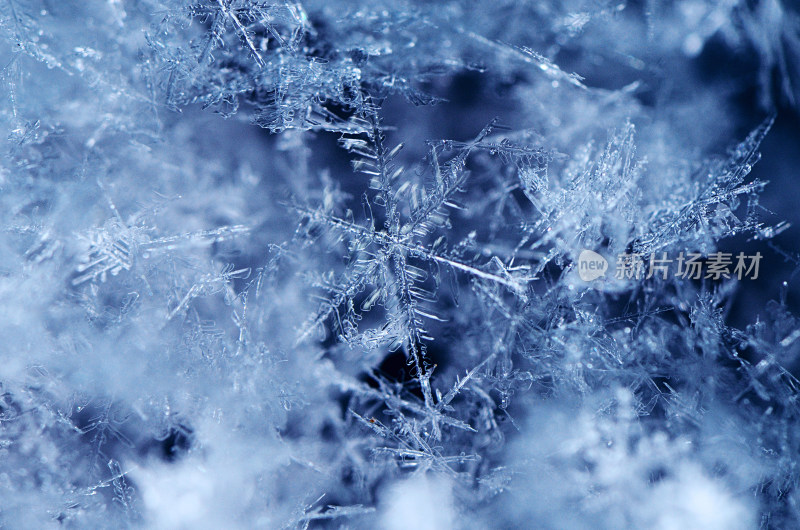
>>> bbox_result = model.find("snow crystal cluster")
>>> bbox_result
[1,1,800,528]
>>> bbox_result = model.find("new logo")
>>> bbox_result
[577,249,608,281]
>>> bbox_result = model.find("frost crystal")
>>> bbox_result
[1,1,799,528]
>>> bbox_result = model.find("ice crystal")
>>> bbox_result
[1,1,799,529]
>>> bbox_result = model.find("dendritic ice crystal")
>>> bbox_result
[1,1,800,529]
